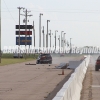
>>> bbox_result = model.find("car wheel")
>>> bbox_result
[49,61,52,64]
[37,60,41,64]
[95,66,99,71]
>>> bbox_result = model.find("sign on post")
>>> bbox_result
[16,31,32,35]
[16,37,32,45]
[16,25,33,29]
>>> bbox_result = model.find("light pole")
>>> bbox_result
[33,21,35,52]
[17,7,25,58]
[46,20,50,49]
[70,38,72,54]
[55,30,58,51]
[61,31,64,48]
[39,13,43,49]
[65,39,67,47]
[58,35,60,53]
[49,30,51,48]
[63,33,66,52]
[42,26,45,51]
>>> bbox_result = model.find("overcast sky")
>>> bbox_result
[1,0,100,49]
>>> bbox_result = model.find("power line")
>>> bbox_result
[2,7,100,13]
[2,10,100,13]
[2,17,100,22]
[2,7,100,11]
[3,0,17,24]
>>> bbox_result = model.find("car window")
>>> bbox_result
[47,55,51,57]
[40,54,51,57]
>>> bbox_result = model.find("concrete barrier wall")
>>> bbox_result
[53,55,90,100]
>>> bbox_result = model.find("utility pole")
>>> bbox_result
[29,28,30,56]
[46,20,50,49]
[21,9,32,59]
[25,9,27,59]
[39,13,43,50]
[17,7,25,58]
[55,30,58,51]
[0,0,1,63]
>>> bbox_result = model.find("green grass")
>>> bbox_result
[1,53,38,58]
[0,58,35,66]
[0,53,39,66]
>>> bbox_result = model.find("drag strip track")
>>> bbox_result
[91,55,100,85]
[0,56,82,100]
[89,55,100,100]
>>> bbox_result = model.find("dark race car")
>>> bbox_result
[36,53,52,64]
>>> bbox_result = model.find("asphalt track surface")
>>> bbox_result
[0,56,83,100]
[81,55,100,100]
[90,55,100,100]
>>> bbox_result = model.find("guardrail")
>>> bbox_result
[53,55,90,100]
